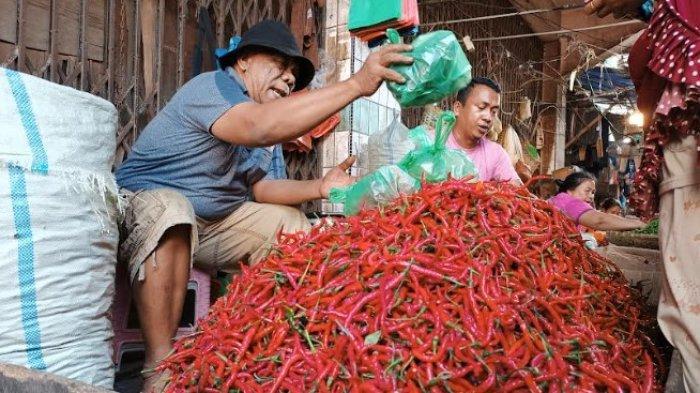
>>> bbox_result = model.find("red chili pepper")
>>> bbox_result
[159,180,660,392]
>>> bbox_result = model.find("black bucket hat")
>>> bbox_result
[217,20,315,91]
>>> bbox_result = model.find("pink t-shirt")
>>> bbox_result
[446,134,519,182]
[548,192,593,225]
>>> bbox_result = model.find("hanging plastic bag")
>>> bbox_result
[368,113,414,172]
[348,0,402,31]
[330,111,477,216]
[398,111,479,183]
[329,123,430,216]
[330,165,420,216]
[386,29,472,107]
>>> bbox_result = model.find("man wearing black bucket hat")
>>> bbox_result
[115,20,412,391]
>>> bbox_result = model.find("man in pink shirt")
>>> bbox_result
[446,77,521,184]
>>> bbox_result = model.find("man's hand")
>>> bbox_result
[349,44,413,97]
[319,156,357,198]
[584,0,645,18]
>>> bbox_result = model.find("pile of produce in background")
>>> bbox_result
[160,179,660,392]
[608,219,661,250]
[634,219,659,235]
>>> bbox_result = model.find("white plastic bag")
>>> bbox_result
[368,113,414,172]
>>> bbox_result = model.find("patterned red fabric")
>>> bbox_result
[628,0,700,220]
[646,0,700,87]
[630,89,700,220]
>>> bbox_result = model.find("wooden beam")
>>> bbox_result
[140,0,156,100]
[566,114,601,149]
[586,30,643,69]
[79,0,88,90]
[107,0,116,101]
[569,108,576,141]
[540,40,562,174]
[48,0,58,82]
[509,0,563,42]
[156,0,165,108]
[16,0,25,72]
[176,0,186,88]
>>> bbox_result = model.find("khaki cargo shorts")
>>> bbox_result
[118,188,311,284]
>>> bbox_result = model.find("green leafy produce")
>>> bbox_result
[635,219,659,235]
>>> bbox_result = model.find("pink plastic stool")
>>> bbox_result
[112,263,211,366]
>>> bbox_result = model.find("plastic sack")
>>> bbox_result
[331,111,476,216]
[0,68,118,388]
[399,111,479,183]
[386,29,472,107]
[330,165,420,216]
[368,114,414,172]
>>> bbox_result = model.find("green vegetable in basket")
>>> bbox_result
[634,219,659,235]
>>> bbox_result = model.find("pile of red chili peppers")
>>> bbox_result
[160,180,659,392]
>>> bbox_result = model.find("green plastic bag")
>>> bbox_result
[330,111,477,216]
[398,111,479,183]
[386,29,472,107]
[348,0,402,31]
[329,165,420,216]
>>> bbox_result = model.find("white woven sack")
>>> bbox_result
[0,68,118,388]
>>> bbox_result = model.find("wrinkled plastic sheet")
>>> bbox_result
[387,29,472,107]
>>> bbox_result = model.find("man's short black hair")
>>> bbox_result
[456,77,502,103]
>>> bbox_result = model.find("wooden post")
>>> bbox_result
[155,0,165,109]
[107,0,116,102]
[140,0,157,100]
[48,0,58,83]
[566,115,602,149]
[78,0,88,90]
[16,0,25,72]
[540,41,559,174]
[539,36,568,174]
[133,0,141,144]
[176,0,186,88]
[554,64,567,170]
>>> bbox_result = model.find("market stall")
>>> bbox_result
[2,0,691,392]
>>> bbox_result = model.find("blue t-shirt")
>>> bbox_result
[116,70,287,220]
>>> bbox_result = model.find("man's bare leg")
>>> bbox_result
[133,225,191,392]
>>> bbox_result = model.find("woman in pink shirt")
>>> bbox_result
[548,172,645,231]
[448,78,521,184]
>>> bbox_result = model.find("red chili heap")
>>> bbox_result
[160,180,659,393]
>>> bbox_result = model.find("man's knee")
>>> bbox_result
[160,224,193,251]
[120,188,198,283]
[266,204,311,233]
